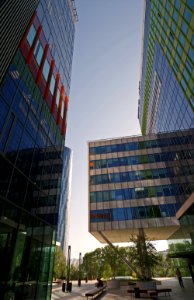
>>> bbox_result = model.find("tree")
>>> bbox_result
[53,246,66,280]
[168,240,194,276]
[102,263,112,280]
[152,253,174,277]
[101,246,120,279]
[128,234,160,280]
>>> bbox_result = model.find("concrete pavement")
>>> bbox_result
[51,278,194,300]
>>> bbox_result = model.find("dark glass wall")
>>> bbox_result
[57,147,72,256]
[0,0,76,298]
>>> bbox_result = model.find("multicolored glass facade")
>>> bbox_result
[0,1,76,299]
[88,130,194,243]
[139,0,194,134]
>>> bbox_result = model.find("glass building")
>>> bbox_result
[88,130,194,243]
[57,147,72,257]
[138,0,194,134]
[0,0,77,299]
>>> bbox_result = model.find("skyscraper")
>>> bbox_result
[57,147,73,257]
[138,0,194,134]
[0,0,77,299]
[88,130,194,244]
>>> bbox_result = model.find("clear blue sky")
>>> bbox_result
[66,0,167,258]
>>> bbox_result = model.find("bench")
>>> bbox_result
[155,288,172,297]
[85,286,106,300]
[128,288,172,298]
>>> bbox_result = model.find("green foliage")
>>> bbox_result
[102,263,112,280]
[53,246,66,280]
[168,240,194,276]
[82,246,133,280]
[152,253,174,277]
[81,240,193,280]
[69,263,79,280]
[128,234,160,280]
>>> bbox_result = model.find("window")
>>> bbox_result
[181,20,188,35]
[179,33,185,47]
[169,31,174,42]
[166,1,171,11]
[173,10,179,22]
[27,25,36,46]
[34,40,43,65]
[186,58,193,73]
[61,101,64,118]
[164,12,169,22]
[0,97,9,131]
[188,47,194,64]
[50,75,55,95]
[177,45,183,56]
[43,59,50,81]
[174,0,181,10]
[181,78,187,91]
[184,7,192,23]
[171,22,176,33]
[186,0,194,9]
[175,54,180,66]
[90,192,95,203]
[183,69,190,82]
[192,34,194,48]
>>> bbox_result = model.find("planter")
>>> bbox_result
[136,280,156,290]
[107,279,120,289]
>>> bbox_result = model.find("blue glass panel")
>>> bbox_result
[184,7,192,23]
[192,34,194,48]
[126,208,132,220]
[188,47,194,64]
[181,20,188,35]
[171,22,176,33]
[1,76,17,104]
[160,205,169,217]
[50,75,55,95]
[90,192,95,203]
[181,78,187,91]
[186,0,194,8]
[0,113,15,150]
[183,69,190,82]
[166,1,171,11]
[43,59,50,81]
[60,99,64,119]
[173,10,179,22]
[7,121,23,152]
[177,45,183,56]
[96,191,102,202]
[0,97,9,131]
[115,189,123,200]
[174,0,181,10]
[56,89,60,107]
[175,54,180,66]
[27,25,36,46]
[138,207,147,218]
[179,33,185,47]
[186,58,193,73]
[167,204,175,216]
[34,40,43,65]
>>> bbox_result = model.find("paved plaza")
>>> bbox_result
[51,277,194,300]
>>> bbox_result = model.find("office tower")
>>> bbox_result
[0,0,39,83]
[88,130,194,243]
[57,147,72,257]
[138,0,194,134]
[0,0,77,299]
